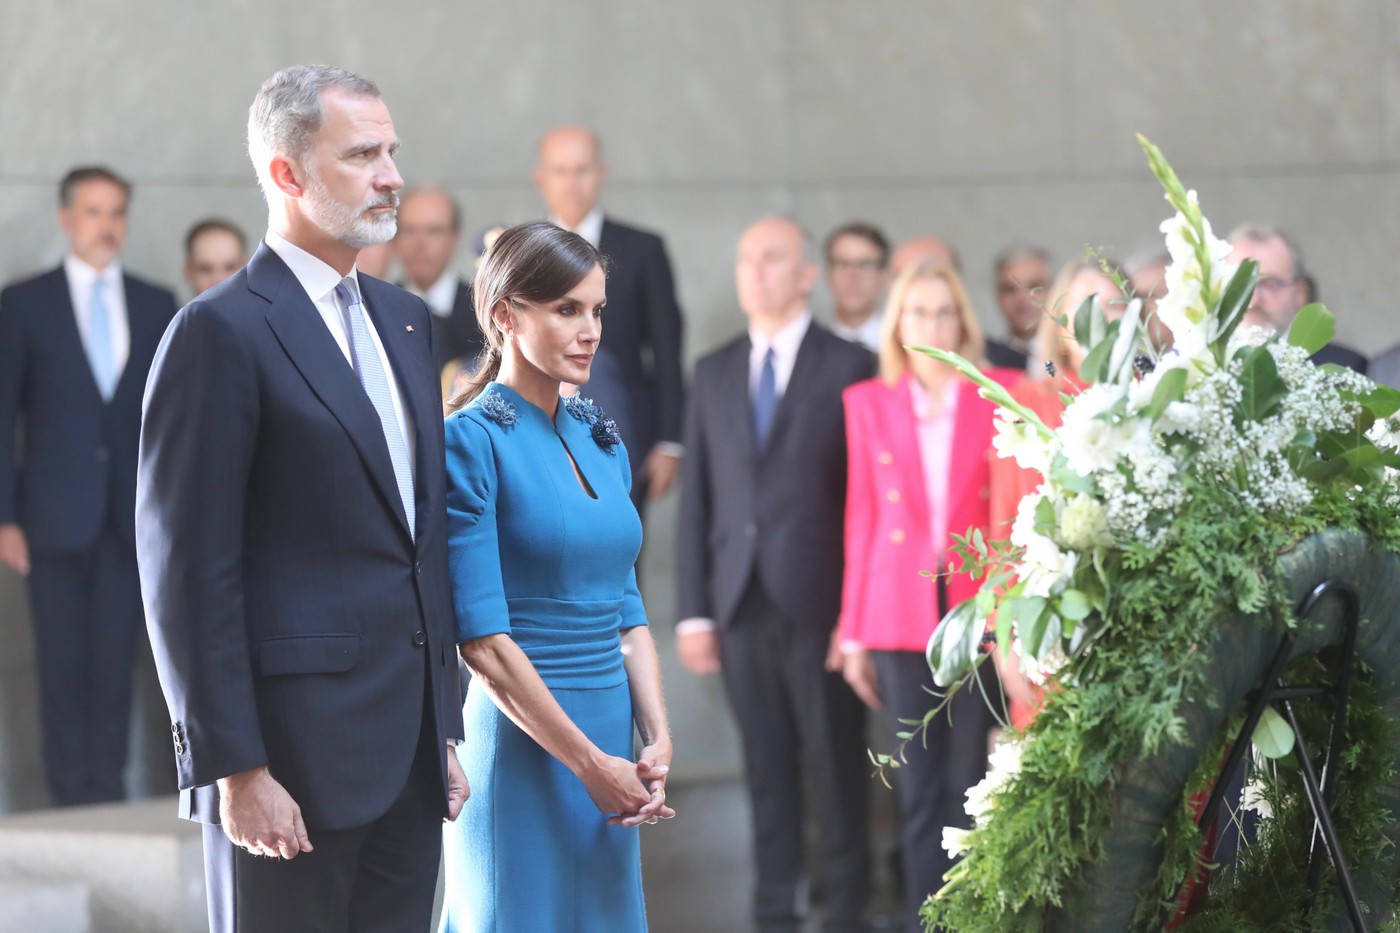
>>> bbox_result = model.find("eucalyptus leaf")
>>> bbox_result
[1072,295,1104,351]
[1252,705,1296,759]
[1145,367,1189,421]
[1286,303,1335,356]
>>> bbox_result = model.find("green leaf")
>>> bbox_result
[1034,495,1057,534]
[927,601,982,687]
[1355,384,1400,420]
[1286,303,1335,356]
[1077,319,1120,385]
[1071,295,1104,351]
[1051,460,1096,494]
[908,345,1053,437]
[1215,259,1259,347]
[1252,705,1295,759]
[1237,346,1288,421]
[1145,367,1189,421]
[1058,589,1093,622]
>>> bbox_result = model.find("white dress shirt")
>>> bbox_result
[407,267,460,320]
[550,206,605,248]
[65,255,130,383]
[264,230,416,472]
[831,314,882,352]
[677,310,813,636]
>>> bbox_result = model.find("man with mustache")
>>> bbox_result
[0,166,177,807]
[137,65,467,932]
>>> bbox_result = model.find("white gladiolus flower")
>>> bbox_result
[992,409,1053,474]
[1059,389,1135,476]
[941,826,972,859]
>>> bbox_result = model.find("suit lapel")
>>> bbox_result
[946,380,992,514]
[720,338,755,464]
[42,269,102,400]
[250,245,413,542]
[115,277,160,401]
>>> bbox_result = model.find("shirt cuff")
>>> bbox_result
[675,617,716,635]
[652,441,684,459]
[839,639,866,655]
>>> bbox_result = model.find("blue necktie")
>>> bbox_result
[335,278,416,538]
[753,347,778,452]
[87,279,118,400]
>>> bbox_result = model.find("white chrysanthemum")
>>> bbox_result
[1369,416,1400,452]
[1010,491,1073,596]
[965,739,1024,822]
[1241,779,1273,820]
[1058,384,1134,476]
[941,826,972,859]
[1059,494,1112,551]
[992,409,1053,474]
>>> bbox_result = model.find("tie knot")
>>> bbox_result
[334,277,360,307]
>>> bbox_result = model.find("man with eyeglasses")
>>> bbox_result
[823,222,891,351]
[1228,222,1367,373]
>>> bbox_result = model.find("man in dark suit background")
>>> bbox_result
[395,187,484,377]
[137,65,467,932]
[986,244,1051,371]
[1228,222,1368,373]
[534,125,685,509]
[0,166,177,807]
[676,217,874,933]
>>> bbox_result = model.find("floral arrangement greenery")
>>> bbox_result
[914,136,1400,931]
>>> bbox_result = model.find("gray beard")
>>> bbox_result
[302,171,397,249]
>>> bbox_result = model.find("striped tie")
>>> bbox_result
[334,277,416,538]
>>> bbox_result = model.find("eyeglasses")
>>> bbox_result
[1255,275,1298,295]
[904,307,961,325]
[828,258,884,274]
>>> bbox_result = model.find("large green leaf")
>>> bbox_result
[1215,259,1259,347]
[1145,367,1189,421]
[1252,705,1295,759]
[1058,589,1093,622]
[928,601,983,687]
[1077,319,1120,385]
[1072,294,1105,352]
[1237,346,1288,422]
[1287,303,1334,356]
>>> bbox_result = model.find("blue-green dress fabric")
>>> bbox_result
[440,382,649,933]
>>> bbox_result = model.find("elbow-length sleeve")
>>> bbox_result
[444,412,512,643]
[614,439,649,632]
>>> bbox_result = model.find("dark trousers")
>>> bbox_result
[871,650,992,933]
[718,577,871,933]
[28,528,143,806]
[202,693,443,933]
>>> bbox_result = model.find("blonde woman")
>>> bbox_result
[838,260,1020,931]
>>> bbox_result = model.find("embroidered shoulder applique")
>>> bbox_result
[562,395,621,453]
[478,391,518,428]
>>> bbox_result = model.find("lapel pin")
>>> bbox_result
[405,325,414,333]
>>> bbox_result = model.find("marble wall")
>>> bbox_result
[3,0,1399,810]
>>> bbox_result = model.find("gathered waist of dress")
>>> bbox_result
[505,596,628,689]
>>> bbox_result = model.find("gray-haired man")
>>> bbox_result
[138,65,467,932]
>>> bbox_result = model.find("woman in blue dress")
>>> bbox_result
[440,221,674,932]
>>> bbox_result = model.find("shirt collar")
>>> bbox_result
[907,373,960,422]
[550,207,605,248]
[409,267,460,317]
[265,228,358,304]
[64,254,122,291]
[749,309,812,358]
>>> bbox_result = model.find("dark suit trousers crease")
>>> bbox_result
[203,661,443,933]
[27,527,143,806]
[870,650,992,933]
[718,576,872,932]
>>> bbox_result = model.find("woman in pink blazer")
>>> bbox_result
[839,259,1018,931]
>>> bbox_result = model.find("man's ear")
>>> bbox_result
[269,156,304,199]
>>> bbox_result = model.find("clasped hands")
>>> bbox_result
[580,741,675,827]
[217,746,470,859]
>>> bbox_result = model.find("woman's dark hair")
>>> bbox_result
[448,221,605,411]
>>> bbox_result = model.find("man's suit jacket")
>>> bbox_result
[427,278,484,373]
[1371,343,1400,389]
[0,267,176,553]
[585,218,684,469]
[677,322,875,632]
[137,243,463,831]
[1312,341,1368,375]
[984,338,1029,371]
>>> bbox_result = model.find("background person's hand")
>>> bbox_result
[0,524,29,576]
[841,647,882,710]
[445,744,470,821]
[642,449,681,499]
[217,766,313,859]
[676,629,720,675]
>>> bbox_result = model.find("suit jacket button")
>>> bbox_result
[886,488,901,503]
[878,451,894,466]
[414,560,422,576]
[890,528,906,544]
[96,446,111,463]
[412,631,427,647]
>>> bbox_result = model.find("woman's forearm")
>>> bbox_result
[620,626,670,748]
[461,634,604,776]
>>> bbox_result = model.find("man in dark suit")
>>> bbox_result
[676,217,875,933]
[1372,342,1400,389]
[987,245,1051,370]
[1228,222,1368,373]
[137,65,467,933]
[396,187,484,376]
[534,126,684,509]
[0,166,177,807]
[824,222,890,351]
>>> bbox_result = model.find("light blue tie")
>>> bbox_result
[334,277,416,539]
[753,347,778,452]
[87,279,118,400]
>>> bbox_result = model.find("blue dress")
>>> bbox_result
[440,382,649,933]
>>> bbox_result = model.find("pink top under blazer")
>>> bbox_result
[839,370,1018,652]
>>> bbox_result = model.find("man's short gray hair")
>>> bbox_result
[247,65,380,201]
[1228,221,1306,280]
